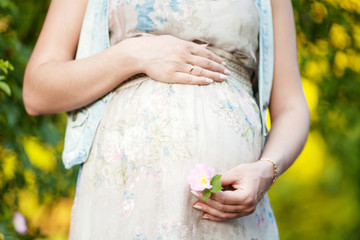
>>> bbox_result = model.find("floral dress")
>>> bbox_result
[68,0,279,239]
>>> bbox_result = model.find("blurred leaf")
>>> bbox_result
[0,59,14,74]
[0,81,11,96]
[203,189,211,201]
[210,175,223,193]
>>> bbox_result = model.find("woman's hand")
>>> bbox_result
[190,161,274,221]
[119,35,230,85]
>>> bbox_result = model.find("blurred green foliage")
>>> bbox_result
[0,1,78,239]
[0,0,359,239]
[0,59,14,96]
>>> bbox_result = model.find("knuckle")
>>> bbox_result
[244,194,254,206]
[217,204,225,212]
[167,68,177,77]
[216,73,223,81]
[183,43,192,51]
[220,212,227,219]
[198,68,204,76]
[186,75,193,84]
[217,195,225,204]
[163,67,172,76]
[247,206,256,214]
[167,63,177,72]
[175,45,186,54]
[192,48,199,55]
[177,53,187,61]
[205,60,211,68]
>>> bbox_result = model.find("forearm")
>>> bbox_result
[257,0,310,177]
[260,104,310,176]
[23,41,140,115]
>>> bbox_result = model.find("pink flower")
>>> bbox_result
[12,211,27,235]
[187,164,216,191]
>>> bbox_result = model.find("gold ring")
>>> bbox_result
[189,65,194,74]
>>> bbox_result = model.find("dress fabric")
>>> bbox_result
[69,0,279,239]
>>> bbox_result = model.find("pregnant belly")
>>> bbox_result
[72,77,273,240]
[96,74,262,173]
[72,60,264,239]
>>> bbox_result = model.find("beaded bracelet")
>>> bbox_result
[258,157,278,185]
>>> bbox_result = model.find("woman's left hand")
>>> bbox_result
[191,161,274,221]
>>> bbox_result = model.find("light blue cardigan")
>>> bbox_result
[62,0,274,169]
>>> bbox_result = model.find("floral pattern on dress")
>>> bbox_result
[158,220,195,239]
[109,0,259,58]
[110,0,206,38]
[105,83,197,165]
[84,81,202,217]
[210,76,261,146]
[133,220,195,240]
[254,196,276,228]
[135,0,157,32]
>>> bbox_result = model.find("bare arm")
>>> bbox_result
[23,0,229,116]
[190,0,310,221]
[23,0,137,115]
[260,0,310,175]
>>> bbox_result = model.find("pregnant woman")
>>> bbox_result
[23,0,310,239]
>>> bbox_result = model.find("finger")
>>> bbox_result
[173,72,213,85]
[219,170,237,187]
[192,202,246,220]
[189,55,230,76]
[210,190,248,205]
[196,195,248,213]
[186,65,227,82]
[188,43,225,65]
[200,43,209,48]
[202,209,255,222]
[202,213,224,222]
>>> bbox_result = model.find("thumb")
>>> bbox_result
[220,169,236,187]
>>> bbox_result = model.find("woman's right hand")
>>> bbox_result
[119,35,231,85]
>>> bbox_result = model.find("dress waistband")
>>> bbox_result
[208,46,254,94]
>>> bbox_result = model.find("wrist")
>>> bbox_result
[115,38,145,75]
[257,158,277,186]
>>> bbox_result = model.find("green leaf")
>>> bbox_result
[0,76,5,81]
[0,60,6,74]
[203,189,211,201]
[210,174,223,193]
[0,81,11,96]
[0,60,14,74]
[7,61,14,71]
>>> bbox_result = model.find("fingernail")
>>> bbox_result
[204,78,214,83]
[202,215,210,219]
[191,191,200,198]
[220,74,228,80]
[193,204,202,210]
[222,61,227,66]
[224,69,231,75]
